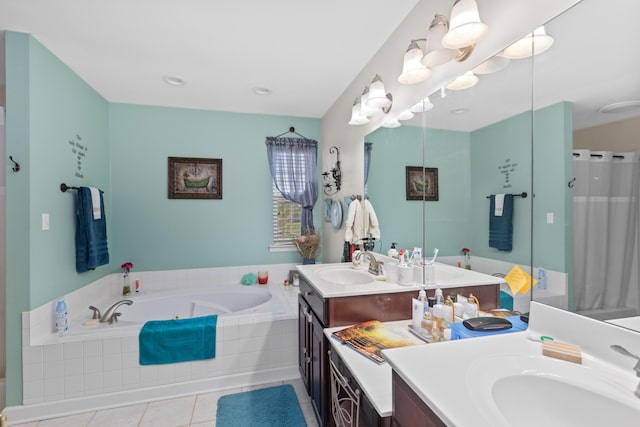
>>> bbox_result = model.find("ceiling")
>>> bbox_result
[0,0,418,118]
[0,0,638,131]
[403,0,640,132]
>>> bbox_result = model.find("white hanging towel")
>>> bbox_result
[363,199,381,239]
[89,187,102,220]
[494,193,505,217]
[344,199,364,243]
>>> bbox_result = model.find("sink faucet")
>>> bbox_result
[100,299,133,324]
[355,251,383,276]
[611,344,640,398]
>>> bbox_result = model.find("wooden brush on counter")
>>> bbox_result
[542,340,582,364]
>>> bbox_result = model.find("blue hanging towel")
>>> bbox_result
[489,194,514,251]
[139,315,218,365]
[76,187,109,272]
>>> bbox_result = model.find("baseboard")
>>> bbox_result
[2,366,299,424]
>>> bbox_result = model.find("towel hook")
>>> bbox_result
[9,156,20,172]
[568,178,575,188]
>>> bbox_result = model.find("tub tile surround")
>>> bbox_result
[9,263,302,424]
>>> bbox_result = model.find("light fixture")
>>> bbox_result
[360,86,380,117]
[396,109,415,121]
[441,0,488,49]
[382,118,401,128]
[348,97,369,126]
[446,71,479,90]
[398,41,432,84]
[422,15,458,68]
[598,100,640,114]
[366,75,391,109]
[410,96,434,113]
[473,54,510,75]
[503,26,554,59]
[322,146,342,195]
[163,75,185,86]
[252,86,272,95]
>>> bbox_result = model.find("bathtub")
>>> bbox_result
[14,271,300,424]
[66,284,283,337]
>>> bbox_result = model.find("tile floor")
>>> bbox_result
[9,378,319,427]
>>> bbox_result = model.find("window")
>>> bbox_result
[266,136,317,250]
[271,183,302,248]
[270,149,306,249]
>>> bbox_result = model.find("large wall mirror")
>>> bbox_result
[364,0,640,328]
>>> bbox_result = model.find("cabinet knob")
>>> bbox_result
[306,357,311,364]
[304,291,313,297]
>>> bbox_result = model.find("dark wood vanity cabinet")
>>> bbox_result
[298,274,500,426]
[330,348,392,427]
[391,371,446,427]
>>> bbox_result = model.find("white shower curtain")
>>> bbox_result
[573,150,640,312]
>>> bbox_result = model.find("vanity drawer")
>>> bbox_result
[299,276,327,324]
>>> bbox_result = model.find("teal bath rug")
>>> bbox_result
[216,384,307,427]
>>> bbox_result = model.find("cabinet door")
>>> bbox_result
[310,310,327,426]
[298,296,311,392]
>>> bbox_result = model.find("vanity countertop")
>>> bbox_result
[324,320,421,418]
[382,302,640,426]
[297,259,503,298]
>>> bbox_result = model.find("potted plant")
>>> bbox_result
[295,228,320,264]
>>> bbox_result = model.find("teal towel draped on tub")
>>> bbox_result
[139,315,217,365]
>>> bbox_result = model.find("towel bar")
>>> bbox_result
[486,192,527,199]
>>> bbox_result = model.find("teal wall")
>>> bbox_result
[470,110,534,265]
[109,104,321,271]
[4,32,321,406]
[532,102,573,302]
[366,125,471,256]
[5,31,111,406]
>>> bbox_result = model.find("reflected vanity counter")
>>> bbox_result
[296,259,504,298]
[607,316,640,332]
[382,302,640,427]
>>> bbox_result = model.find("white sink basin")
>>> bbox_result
[315,267,375,285]
[434,266,463,282]
[467,354,640,427]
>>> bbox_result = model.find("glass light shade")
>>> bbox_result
[398,42,431,84]
[446,71,479,90]
[348,97,369,125]
[503,26,554,59]
[410,96,434,113]
[473,54,510,75]
[360,86,380,116]
[382,118,401,128]
[422,14,457,68]
[396,109,415,121]
[366,75,390,109]
[442,0,488,49]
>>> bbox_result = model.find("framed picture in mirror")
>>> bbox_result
[168,157,222,199]
[406,166,438,201]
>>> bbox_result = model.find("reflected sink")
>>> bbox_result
[467,354,640,427]
[315,267,375,285]
[434,266,463,282]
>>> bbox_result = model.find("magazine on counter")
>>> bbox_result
[332,320,426,364]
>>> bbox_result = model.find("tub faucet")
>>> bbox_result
[611,344,640,398]
[355,251,383,276]
[100,299,133,324]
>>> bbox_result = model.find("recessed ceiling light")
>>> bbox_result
[163,75,185,86]
[253,87,272,96]
[451,108,469,115]
[598,100,640,114]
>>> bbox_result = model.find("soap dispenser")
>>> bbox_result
[387,242,399,259]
